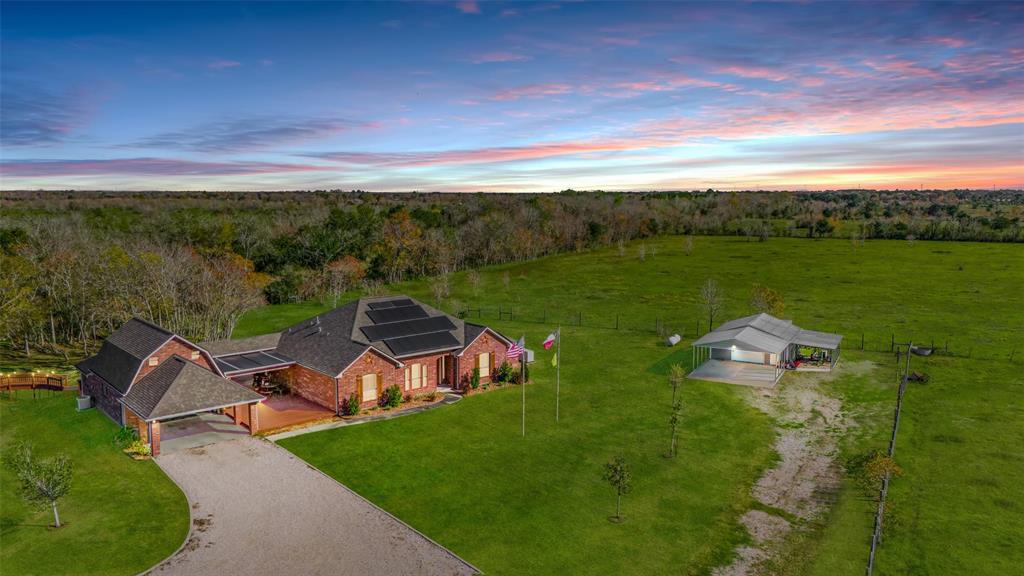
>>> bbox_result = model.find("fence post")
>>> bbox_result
[890,333,894,352]
[945,338,948,354]
[577,312,582,326]
[615,314,619,330]
[499,304,503,320]
[861,333,865,350]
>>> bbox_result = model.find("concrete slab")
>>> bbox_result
[160,412,249,453]
[689,359,781,388]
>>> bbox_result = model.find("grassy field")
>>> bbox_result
[245,236,1023,575]
[0,393,189,576]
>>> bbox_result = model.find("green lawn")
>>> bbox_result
[0,393,189,576]
[282,328,776,574]
[248,237,1023,574]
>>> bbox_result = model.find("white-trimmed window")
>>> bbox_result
[405,363,426,390]
[190,350,201,360]
[361,373,378,402]
[476,352,491,379]
[148,357,159,367]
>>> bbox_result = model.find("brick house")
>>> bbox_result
[77,296,511,454]
[76,318,264,456]
[208,296,513,411]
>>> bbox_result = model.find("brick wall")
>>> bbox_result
[457,330,509,388]
[124,407,148,443]
[81,372,123,424]
[286,364,337,411]
[337,348,448,408]
[135,338,215,382]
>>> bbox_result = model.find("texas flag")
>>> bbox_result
[543,331,557,349]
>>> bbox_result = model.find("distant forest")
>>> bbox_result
[1,189,1021,359]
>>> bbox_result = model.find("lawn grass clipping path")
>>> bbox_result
[0,393,189,576]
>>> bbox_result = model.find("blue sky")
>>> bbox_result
[1,1,1022,191]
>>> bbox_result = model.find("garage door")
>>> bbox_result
[732,350,765,364]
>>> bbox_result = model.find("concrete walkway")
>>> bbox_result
[148,437,478,576]
[267,393,463,441]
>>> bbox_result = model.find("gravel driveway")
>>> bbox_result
[148,436,478,576]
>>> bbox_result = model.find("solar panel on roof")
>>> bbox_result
[366,305,428,324]
[384,331,460,356]
[217,351,294,373]
[367,298,415,310]
[361,315,456,341]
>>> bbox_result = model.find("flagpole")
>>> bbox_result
[521,345,526,437]
[555,326,561,422]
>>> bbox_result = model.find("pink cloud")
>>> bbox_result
[311,138,666,168]
[456,1,480,14]
[862,58,938,78]
[208,59,242,70]
[716,65,789,82]
[491,82,572,101]
[926,37,969,49]
[500,9,519,18]
[0,158,330,177]
[471,52,531,64]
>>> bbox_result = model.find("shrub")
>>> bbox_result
[422,391,441,402]
[470,368,481,390]
[113,426,138,448]
[341,392,360,416]
[495,361,515,384]
[380,384,402,409]
[125,440,151,458]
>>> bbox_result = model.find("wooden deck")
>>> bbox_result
[688,359,781,387]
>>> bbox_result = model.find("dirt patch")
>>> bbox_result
[714,361,874,575]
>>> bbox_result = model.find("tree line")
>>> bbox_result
[1,189,1020,359]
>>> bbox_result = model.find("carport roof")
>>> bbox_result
[122,356,264,421]
[692,313,842,354]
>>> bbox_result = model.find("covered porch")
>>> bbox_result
[688,359,781,387]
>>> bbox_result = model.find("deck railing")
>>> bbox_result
[0,372,72,394]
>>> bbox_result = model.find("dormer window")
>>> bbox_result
[190,351,200,360]
[148,357,159,367]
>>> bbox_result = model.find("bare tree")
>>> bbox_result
[669,363,686,404]
[3,443,73,528]
[683,236,694,256]
[429,274,451,308]
[700,279,724,330]
[603,456,632,523]
[668,400,683,458]
[466,269,482,298]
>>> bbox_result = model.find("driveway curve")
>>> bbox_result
[147,436,477,576]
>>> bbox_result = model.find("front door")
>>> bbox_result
[361,373,378,402]
[437,356,447,386]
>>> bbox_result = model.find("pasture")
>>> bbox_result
[252,237,1023,574]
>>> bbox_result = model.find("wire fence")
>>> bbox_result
[866,343,915,575]
[456,303,1022,363]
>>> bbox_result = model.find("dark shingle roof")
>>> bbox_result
[278,296,512,376]
[200,333,282,357]
[76,318,174,394]
[276,300,372,377]
[121,356,263,420]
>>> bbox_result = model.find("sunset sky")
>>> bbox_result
[1,1,1022,191]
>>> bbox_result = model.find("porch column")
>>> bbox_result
[248,403,259,435]
[230,405,242,425]
[150,421,161,457]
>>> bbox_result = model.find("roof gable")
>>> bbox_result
[121,356,263,420]
[77,317,174,394]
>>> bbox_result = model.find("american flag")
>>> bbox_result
[507,336,525,360]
